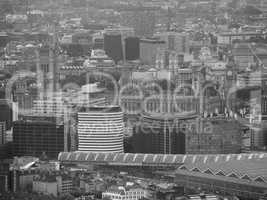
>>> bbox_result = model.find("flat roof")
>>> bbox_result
[78,106,122,113]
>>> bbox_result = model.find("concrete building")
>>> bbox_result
[13,116,64,158]
[186,118,242,154]
[232,43,255,71]
[155,50,184,70]
[77,106,124,153]
[132,112,198,154]
[0,122,6,145]
[33,179,58,196]
[125,37,140,61]
[102,186,150,200]
[139,38,166,65]
[33,175,73,197]
[56,176,73,195]
[217,32,267,45]
[154,32,189,53]
[0,99,13,130]
[103,27,134,63]
[0,161,9,193]
[83,49,114,68]
[13,79,38,113]
[80,179,106,193]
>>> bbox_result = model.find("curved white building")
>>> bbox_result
[77,106,124,153]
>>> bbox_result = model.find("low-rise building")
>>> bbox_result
[33,176,58,196]
[102,186,150,200]
[186,118,242,154]
[33,175,73,197]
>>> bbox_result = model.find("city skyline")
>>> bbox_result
[0,0,267,200]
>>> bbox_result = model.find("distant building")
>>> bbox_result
[139,38,166,65]
[77,106,124,153]
[33,178,57,196]
[83,49,114,68]
[262,68,267,121]
[103,34,122,63]
[186,118,242,154]
[232,43,254,71]
[154,32,189,53]
[80,179,106,193]
[125,37,140,61]
[92,33,104,49]
[155,50,186,70]
[33,175,73,197]
[31,97,66,117]
[0,122,6,145]
[102,186,150,200]
[132,113,192,154]
[0,100,13,130]
[217,32,267,45]
[36,42,59,101]
[0,32,9,48]
[57,176,73,196]
[13,116,64,158]
[13,79,38,112]
[123,10,156,37]
[0,161,10,193]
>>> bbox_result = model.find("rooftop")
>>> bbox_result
[78,106,122,113]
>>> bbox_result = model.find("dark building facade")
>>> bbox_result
[186,118,242,154]
[262,68,267,121]
[0,122,6,145]
[104,34,123,63]
[93,38,104,49]
[0,33,8,48]
[0,161,10,193]
[132,113,186,154]
[125,37,140,61]
[13,117,64,159]
[0,100,12,130]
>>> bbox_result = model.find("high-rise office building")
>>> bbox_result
[262,68,267,148]
[0,32,8,49]
[0,161,10,193]
[103,27,134,63]
[262,68,267,120]
[132,113,187,154]
[125,37,140,61]
[13,116,64,158]
[77,106,124,153]
[104,34,123,64]
[0,100,12,130]
[0,122,6,145]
